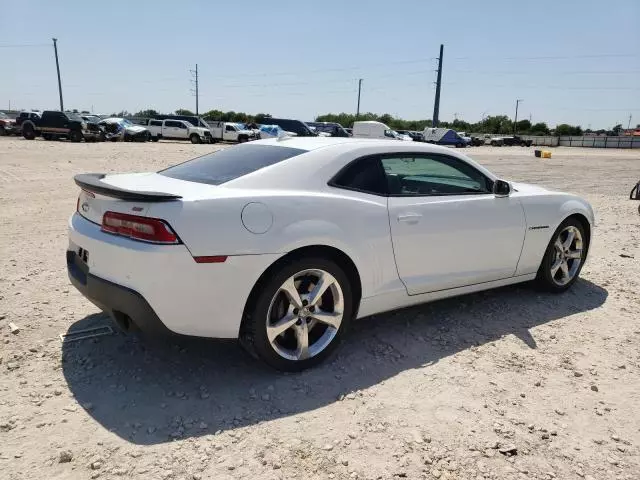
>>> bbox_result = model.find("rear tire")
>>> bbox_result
[69,130,83,143]
[190,134,201,144]
[535,217,588,293]
[240,257,354,372]
[0,126,5,136]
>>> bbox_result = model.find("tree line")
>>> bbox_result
[125,108,626,137]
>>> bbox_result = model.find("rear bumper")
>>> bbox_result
[67,250,171,335]
[67,213,283,338]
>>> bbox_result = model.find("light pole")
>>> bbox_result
[52,38,64,111]
[356,78,363,119]
[513,99,523,134]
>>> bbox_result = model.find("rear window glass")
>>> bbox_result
[159,144,307,185]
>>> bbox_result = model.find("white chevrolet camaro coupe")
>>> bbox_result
[67,138,594,371]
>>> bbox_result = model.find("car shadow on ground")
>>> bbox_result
[62,279,607,445]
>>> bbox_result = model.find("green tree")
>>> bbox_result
[254,113,272,123]
[611,124,623,136]
[515,119,532,133]
[175,109,195,116]
[530,122,550,135]
[555,124,583,136]
[135,109,159,117]
[202,109,224,120]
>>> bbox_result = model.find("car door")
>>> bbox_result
[384,153,526,295]
[175,121,189,139]
[163,120,180,139]
[224,124,236,141]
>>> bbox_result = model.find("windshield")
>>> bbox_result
[120,119,133,127]
[0,112,8,119]
[159,144,308,185]
[67,113,83,121]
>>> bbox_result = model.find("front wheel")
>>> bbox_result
[190,134,201,144]
[240,257,354,371]
[535,218,588,292]
[22,124,36,140]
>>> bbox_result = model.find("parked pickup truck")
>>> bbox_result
[500,135,533,147]
[146,119,212,143]
[21,110,104,142]
[208,121,257,143]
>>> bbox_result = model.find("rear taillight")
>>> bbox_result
[101,211,180,244]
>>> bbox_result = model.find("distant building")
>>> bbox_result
[622,128,640,136]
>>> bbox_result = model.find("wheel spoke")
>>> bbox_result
[280,277,303,309]
[311,309,342,329]
[554,239,563,252]
[267,313,297,342]
[567,249,582,259]
[307,271,337,307]
[562,229,575,249]
[560,261,570,279]
[551,258,563,276]
[294,322,309,360]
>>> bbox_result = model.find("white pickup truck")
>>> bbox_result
[146,119,212,143]
[208,121,257,143]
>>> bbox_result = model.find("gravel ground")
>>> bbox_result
[0,138,639,480]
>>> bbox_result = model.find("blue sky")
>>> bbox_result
[1,0,639,129]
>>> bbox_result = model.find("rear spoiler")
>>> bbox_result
[74,173,182,202]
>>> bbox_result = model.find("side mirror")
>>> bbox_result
[493,179,511,197]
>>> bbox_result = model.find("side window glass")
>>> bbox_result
[225,125,234,132]
[332,157,386,195]
[381,155,491,196]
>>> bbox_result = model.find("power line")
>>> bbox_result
[0,43,50,48]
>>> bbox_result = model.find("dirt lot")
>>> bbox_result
[1,138,639,480]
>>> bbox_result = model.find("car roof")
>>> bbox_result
[226,138,497,190]
[253,137,462,155]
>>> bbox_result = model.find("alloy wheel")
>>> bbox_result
[266,269,344,361]
[550,225,583,286]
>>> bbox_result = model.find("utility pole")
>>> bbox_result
[356,78,363,119]
[627,114,632,130]
[513,99,523,134]
[190,64,199,117]
[432,44,444,127]
[52,38,64,111]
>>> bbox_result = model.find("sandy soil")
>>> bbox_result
[0,138,639,480]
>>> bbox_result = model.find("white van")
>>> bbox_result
[352,121,404,140]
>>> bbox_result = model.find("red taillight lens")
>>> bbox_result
[101,211,180,244]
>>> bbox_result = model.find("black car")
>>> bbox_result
[396,130,424,142]
[21,110,104,142]
[306,121,351,137]
[260,118,317,137]
[501,135,533,147]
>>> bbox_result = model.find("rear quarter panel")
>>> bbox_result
[150,190,399,300]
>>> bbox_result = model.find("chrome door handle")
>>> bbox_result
[397,213,422,224]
